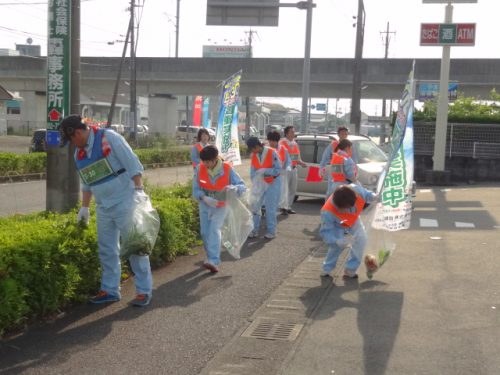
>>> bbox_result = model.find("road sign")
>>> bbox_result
[46,0,70,131]
[423,0,477,3]
[315,103,326,111]
[420,23,475,46]
[206,0,279,26]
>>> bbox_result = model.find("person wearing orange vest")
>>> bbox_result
[319,126,351,169]
[246,136,282,239]
[191,128,211,168]
[267,130,292,215]
[192,145,246,273]
[319,184,377,279]
[279,126,307,214]
[323,139,358,198]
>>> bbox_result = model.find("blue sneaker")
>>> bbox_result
[89,290,121,304]
[131,294,151,307]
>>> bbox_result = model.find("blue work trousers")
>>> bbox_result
[199,203,229,266]
[322,219,368,274]
[253,177,281,235]
[96,202,153,296]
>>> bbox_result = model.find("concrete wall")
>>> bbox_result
[148,96,177,136]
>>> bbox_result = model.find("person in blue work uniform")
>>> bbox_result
[320,184,377,279]
[191,128,210,168]
[319,139,358,198]
[192,145,246,273]
[58,115,153,306]
[266,130,291,216]
[279,126,308,214]
[246,136,282,239]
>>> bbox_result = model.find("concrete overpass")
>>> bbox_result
[1,56,500,100]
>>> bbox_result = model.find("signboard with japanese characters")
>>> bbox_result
[46,0,70,136]
[420,23,476,46]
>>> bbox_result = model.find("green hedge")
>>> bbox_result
[0,152,46,176]
[0,183,199,336]
[1,144,248,177]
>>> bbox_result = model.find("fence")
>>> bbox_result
[414,122,500,159]
[6,120,46,136]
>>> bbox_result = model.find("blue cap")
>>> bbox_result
[246,136,262,150]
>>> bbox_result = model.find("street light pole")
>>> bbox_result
[433,2,453,172]
[129,0,137,146]
[300,0,313,134]
[350,0,365,135]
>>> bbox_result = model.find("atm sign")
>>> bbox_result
[420,23,475,46]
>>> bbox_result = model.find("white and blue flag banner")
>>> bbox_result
[216,70,242,166]
[372,62,415,231]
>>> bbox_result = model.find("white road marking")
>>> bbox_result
[455,222,476,228]
[419,189,432,193]
[420,218,439,227]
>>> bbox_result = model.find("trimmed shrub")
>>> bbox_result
[0,183,199,336]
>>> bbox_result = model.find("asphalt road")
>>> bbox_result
[0,160,251,217]
[0,196,324,375]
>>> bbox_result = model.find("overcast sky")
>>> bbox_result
[0,0,493,113]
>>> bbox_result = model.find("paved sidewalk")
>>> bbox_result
[278,185,500,375]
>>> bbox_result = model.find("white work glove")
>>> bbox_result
[286,166,292,172]
[202,196,219,208]
[225,185,238,192]
[77,207,90,225]
[336,236,354,248]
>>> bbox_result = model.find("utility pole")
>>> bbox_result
[129,0,137,146]
[176,0,189,126]
[107,19,131,127]
[350,0,365,135]
[380,21,395,143]
[175,0,180,58]
[67,0,81,209]
[46,0,80,212]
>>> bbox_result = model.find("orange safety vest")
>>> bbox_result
[331,139,352,157]
[280,139,300,166]
[330,153,348,182]
[321,192,365,228]
[270,146,286,164]
[251,147,276,184]
[192,142,205,167]
[198,161,231,207]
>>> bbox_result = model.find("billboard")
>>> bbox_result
[202,45,251,58]
[418,81,458,102]
[206,0,279,26]
[420,23,476,46]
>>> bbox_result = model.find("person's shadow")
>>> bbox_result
[0,265,231,374]
[300,279,404,375]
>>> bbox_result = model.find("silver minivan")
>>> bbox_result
[295,134,388,199]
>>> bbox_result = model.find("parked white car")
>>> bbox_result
[295,134,388,199]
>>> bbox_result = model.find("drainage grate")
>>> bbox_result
[241,319,304,341]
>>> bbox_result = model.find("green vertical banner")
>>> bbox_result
[46,0,71,144]
[216,70,242,166]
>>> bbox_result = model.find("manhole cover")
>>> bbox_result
[241,319,304,341]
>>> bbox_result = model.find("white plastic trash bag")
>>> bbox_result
[120,194,161,260]
[221,190,254,259]
[248,171,269,214]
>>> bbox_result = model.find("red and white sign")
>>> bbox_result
[455,23,476,45]
[420,23,476,46]
[420,23,440,45]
